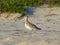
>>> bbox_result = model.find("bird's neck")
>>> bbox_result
[25,18,29,23]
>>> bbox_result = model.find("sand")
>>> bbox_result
[0,7,60,45]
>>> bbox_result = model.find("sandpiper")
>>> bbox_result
[24,16,41,30]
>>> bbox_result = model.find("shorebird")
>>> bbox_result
[24,16,41,31]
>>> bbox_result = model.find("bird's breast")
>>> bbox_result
[25,23,32,30]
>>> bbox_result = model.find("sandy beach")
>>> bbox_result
[0,7,60,45]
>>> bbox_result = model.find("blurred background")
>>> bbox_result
[0,0,60,14]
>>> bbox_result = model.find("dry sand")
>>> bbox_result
[0,7,60,45]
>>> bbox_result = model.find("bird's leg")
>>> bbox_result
[31,30,36,36]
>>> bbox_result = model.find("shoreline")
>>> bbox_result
[0,7,60,20]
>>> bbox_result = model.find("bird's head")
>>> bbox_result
[24,16,29,23]
[24,16,28,20]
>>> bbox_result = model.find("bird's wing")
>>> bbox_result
[28,21,41,30]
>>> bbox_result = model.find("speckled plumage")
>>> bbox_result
[24,16,41,30]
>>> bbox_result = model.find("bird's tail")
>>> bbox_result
[36,27,41,30]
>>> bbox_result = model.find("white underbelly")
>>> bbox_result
[25,24,32,30]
